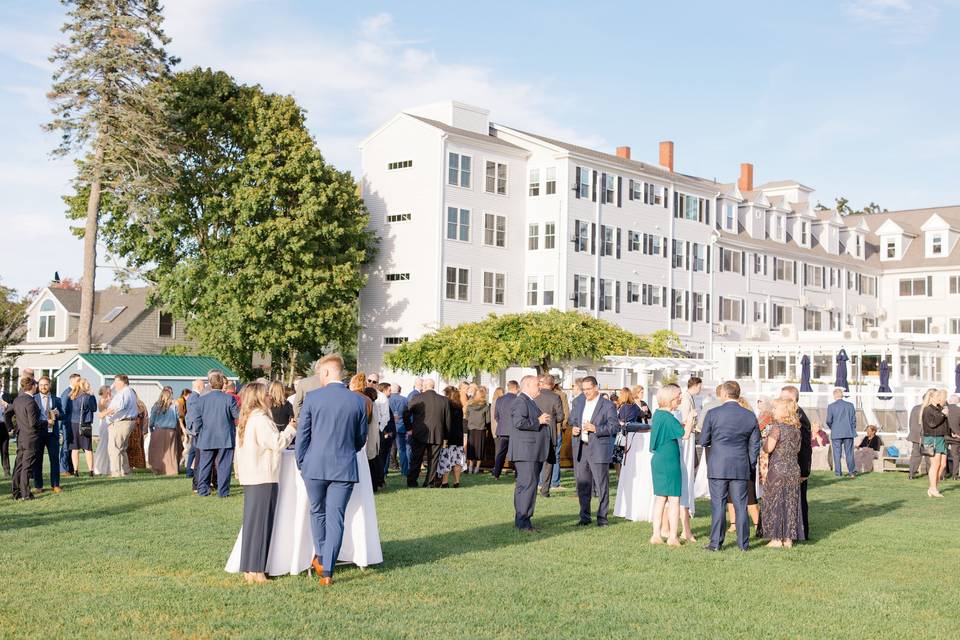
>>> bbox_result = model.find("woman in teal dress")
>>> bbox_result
[649,384,695,547]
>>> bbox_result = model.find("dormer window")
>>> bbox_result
[38,299,56,339]
[724,204,736,232]
[799,221,809,245]
[854,234,863,258]
[882,236,898,260]
[930,232,945,256]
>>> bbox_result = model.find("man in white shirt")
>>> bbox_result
[104,374,139,477]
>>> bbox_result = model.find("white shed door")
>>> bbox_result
[129,382,162,409]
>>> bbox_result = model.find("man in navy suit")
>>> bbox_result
[193,371,238,497]
[569,376,619,526]
[184,378,205,488]
[32,376,64,493]
[700,380,761,551]
[491,380,519,480]
[296,354,367,586]
[508,376,551,532]
[826,387,857,478]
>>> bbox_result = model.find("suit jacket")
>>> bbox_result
[194,389,239,450]
[557,389,570,432]
[6,393,44,441]
[700,401,761,480]
[826,399,857,439]
[947,404,960,439]
[568,394,619,464]
[296,382,367,482]
[534,389,565,438]
[33,393,64,433]
[797,406,812,478]
[907,404,924,443]
[292,375,322,421]
[493,392,517,438]
[184,391,202,436]
[407,390,450,444]
[507,393,551,462]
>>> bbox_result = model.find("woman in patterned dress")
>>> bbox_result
[760,398,805,548]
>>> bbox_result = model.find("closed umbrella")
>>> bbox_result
[878,360,892,400]
[955,363,960,394]
[835,349,849,392]
[800,355,813,393]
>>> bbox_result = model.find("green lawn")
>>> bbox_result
[0,461,956,639]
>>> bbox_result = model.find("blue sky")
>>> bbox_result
[1,0,958,294]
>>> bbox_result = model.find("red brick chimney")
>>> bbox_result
[658,141,674,172]
[738,163,754,192]
[616,146,631,159]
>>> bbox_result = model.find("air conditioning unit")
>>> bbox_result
[868,327,887,340]
[714,323,729,336]
[779,324,796,339]
[798,296,809,307]
[856,304,868,315]
[877,309,888,320]
[842,328,855,340]
[931,325,942,335]
[746,324,766,339]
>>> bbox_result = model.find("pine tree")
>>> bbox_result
[46,0,176,352]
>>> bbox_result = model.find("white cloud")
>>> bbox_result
[845,0,938,41]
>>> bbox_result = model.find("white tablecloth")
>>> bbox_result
[614,431,655,522]
[225,449,382,576]
[692,448,764,500]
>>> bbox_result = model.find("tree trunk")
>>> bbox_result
[78,147,104,354]
[287,348,298,386]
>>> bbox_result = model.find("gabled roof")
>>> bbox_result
[757,179,814,192]
[68,353,236,379]
[49,288,81,313]
[406,115,527,152]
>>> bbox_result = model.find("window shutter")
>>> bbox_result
[599,224,605,255]
[642,283,648,305]
[617,176,622,207]
[590,277,596,310]
[718,296,724,321]
[763,255,768,276]
[673,190,679,217]
[592,171,598,202]
[684,291,690,321]
[616,228,622,259]
[792,260,797,284]
[740,253,746,276]
[574,220,581,252]
[718,247,725,272]
[663,187,669,209]
[802,264,807,286]
[685,241,691,270]
[628,179,634,201]
[573,275,580,308]
[707,247,711,273]
[616,281,621,313]
[662,237,668,258]
[599,280,605,310]
[740,300,745,324]
[575,167,581,199]
[705,199,711,226]
[927,275,933,296]
[706,294,711,324]
[591,223,596,255]
[661,286,667,307]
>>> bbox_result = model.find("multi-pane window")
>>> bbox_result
[575,275,590,308]
[721,298,743,323]
[642,284,663,306]
[38,299,56,338]
[601,226,614,257]
[692,243,705,272]
[950,275,960,294]
[725,204,736,231]
[526,276,538,305]
[773,258,794,282]
[627,282,640,303]
[529,169,540,196]
[158,312,175,338]
[899,277,927,296]
[772,304,792,328]
[643,234,662,256]
[445,267,469,301]
[721,249,742,273]
[543,276,555,305]
[387,160,413,170]
[672,240,685,268]
[735,356,753,378]
[949,318,960,334]
[545,167,556,195]
[631,181,643,201]
[628,230,641,252]
[383,337,409,345]
[485,161,507,195]
[446,207,470,241]
[528,224,539,250]
[385,273,410,281]
[931,233,945,255]
[692,293,705,321]
[799,221,809,245]
[448,152,471,187]
[804,309,822,331]
[753,301,766,323]
[859,275,877,296]
[885,238,896,258]
[386,213,412,223]
[544,223,556,249]
[575,220,589,252]
[600,279,614,312]
[484,213,506,247]
[578,167,590,198]
[671,289,685,320]
[899,318,928,333]
[805,264,824,288]
[644,182,667,206]
[604,174,615,204]
[483,271,505,305]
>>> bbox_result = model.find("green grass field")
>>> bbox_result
[0,461,957,639]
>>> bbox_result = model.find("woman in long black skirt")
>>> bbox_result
[234,382,297,584]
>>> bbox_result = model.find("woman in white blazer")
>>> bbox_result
[235,382,296,584]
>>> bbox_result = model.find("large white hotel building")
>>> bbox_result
[357,101,960,400]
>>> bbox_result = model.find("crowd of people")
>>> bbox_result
[4,359,959,579]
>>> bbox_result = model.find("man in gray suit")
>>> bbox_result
[536,375,566,498]
[826,388,857,478]
[908,388,936,479]
[293,362,324,421]
[946,395,960,480]
[508,375,551,532]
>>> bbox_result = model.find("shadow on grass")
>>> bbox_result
[378,514,587,572]
[806,496,908,542]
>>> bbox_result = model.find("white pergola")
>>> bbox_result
[603,355,717,374]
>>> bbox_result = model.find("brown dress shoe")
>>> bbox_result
[52,487,62,494]
[310,556,324,576]
[319,576,333,586]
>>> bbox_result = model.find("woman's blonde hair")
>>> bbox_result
[78,378,92,396]
[630,385,645,402]
[616,387,633,407]
[470,386,488,406]
[656,384,681,409]
[349,373,366,392]
[737,396,752,412]
[919,388,938,426]
[772,398,799,427]
[237,382,272,447]
[268,381,287,407]
[70,378,83,400]
[152,386,174,415]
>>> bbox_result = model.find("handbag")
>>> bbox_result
[920,442,936,457]
[886,446,899,458]
[79,422,93,439]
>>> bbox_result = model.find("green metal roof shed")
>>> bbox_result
[55,353,237,407]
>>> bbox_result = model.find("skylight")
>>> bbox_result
[101,306,127,323]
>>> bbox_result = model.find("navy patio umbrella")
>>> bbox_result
[955,362,960,394]
[800,355,813,393]
[835,349,850,392]
[878,360,892,399]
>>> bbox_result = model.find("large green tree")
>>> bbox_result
[0,282,27,373]
[85,68,376,377]
[47,0,176,353]
[385,310,679,379]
